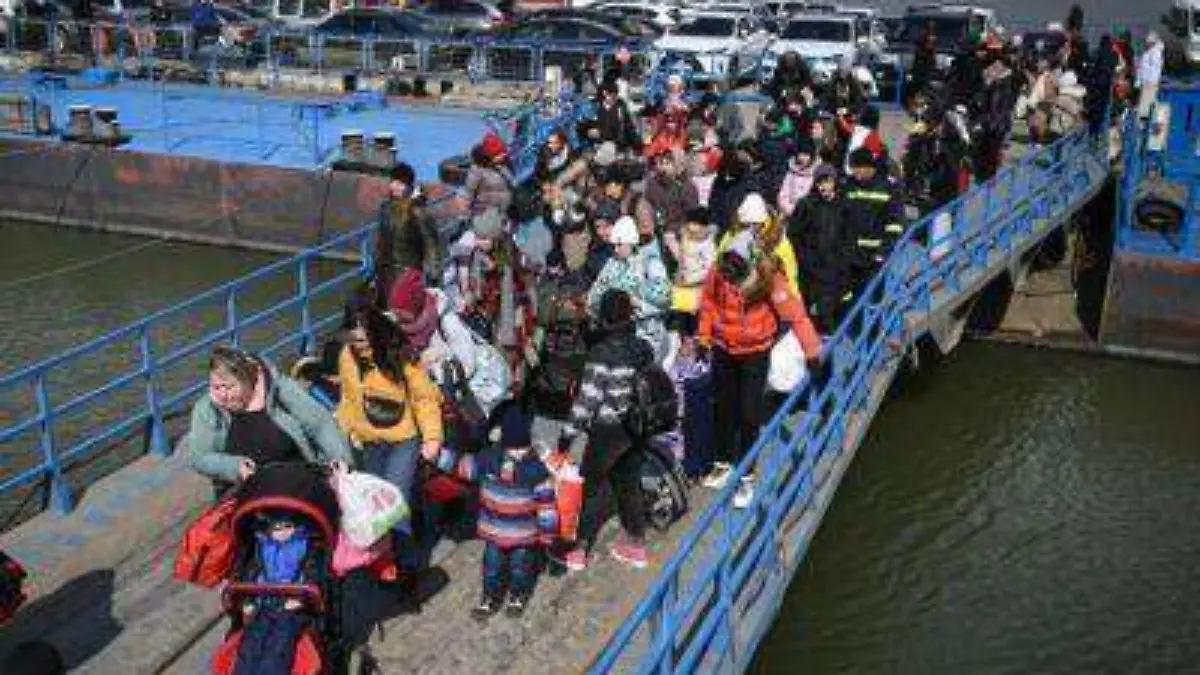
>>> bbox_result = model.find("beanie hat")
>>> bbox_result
[611,215,639,245]
[593,197,622,223]
[499,405,533,448]
[737,193,770,225]
[387,268,427,317]
[472,208,505,239]
[685,206,710,226]
[598,288,634,329]
[479,133,507,161]
[390,161,415,185]
[814,163,839,183]
[849,147,876,168]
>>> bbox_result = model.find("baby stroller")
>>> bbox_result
[212,463,347,675]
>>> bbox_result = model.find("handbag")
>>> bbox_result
[436,309,511,417]
[767,331,808,393]
[174,495,239,588]
[363,396,406,428]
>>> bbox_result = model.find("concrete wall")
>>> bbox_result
[0,137,391,254]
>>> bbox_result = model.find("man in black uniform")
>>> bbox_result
[789,164,853,333]
[843,147,906,297]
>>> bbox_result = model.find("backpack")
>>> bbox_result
[174,495,239,589]
[640,440,689,531]
[624,366,679,439]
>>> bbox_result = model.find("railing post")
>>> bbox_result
[717,504,738,671]
[35,375,74,514]
[297,257,313,356]
[226,287,240,347]
[650,572,678,675]
[140,325,169,457]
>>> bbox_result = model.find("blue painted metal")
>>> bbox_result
[589,126,1110,673]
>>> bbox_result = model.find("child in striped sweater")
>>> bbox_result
[428,406,558,619]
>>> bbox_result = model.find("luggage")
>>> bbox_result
[640,440,689,531]
[625,366,679,439]
[677,357,715,478]
[174,495,239,589]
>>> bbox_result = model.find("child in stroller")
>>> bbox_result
[213,463,345,675]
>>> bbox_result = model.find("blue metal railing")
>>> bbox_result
[590,126,1109,673]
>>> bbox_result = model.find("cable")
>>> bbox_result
[0,237,168,292]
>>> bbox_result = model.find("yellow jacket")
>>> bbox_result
[718,227,800,294]
[335,346,444,446]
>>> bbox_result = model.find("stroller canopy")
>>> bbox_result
[232,463,340,546]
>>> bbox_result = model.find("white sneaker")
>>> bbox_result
[733,477,755,509]
[701,462,733,490]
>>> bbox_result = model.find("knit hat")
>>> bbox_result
[387,268,428,317]
[814,163,838,183]
[479,133,507,161]
[499,405,532,448]
[849,147,876,168]
[472,208,505,239]
[737,193,770,225]
[593,141,618,167]
[611,215,639,245]
[593,197,622,223]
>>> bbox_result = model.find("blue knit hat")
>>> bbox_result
[499,406,533,448]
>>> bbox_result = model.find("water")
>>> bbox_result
[752,342,1200,674]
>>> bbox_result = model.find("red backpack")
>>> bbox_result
[174,496,238,588]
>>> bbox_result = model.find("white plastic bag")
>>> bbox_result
[768,332,809,393]
[331,470,410,549]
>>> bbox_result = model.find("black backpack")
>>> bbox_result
[625,366,679,439]
[640,442,689,531]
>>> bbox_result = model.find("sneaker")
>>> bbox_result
[733,476,755,509]
[564,549,589,572]
[471,594,503,621]
[505,594,529,618]
[701,462,733,490]
[610,541,649,570]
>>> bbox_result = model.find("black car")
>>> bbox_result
[522,8,658,38]
[314,8,436,38]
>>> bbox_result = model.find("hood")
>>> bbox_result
[773,41,855,61]
[656,34,737,53]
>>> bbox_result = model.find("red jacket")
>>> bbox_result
[697,270,822,357]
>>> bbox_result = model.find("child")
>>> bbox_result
[428,406,557,619]
[669,207,717,332]
[243,513,310,616]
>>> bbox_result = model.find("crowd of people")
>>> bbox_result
[167,3,1161,653]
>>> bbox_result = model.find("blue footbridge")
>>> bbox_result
[0,70,1196,673]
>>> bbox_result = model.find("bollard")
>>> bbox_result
[34,101,52,135]
[93,107,119,139]
[371,132,396,169]
[340,129,366,164]
[66,105,93,139]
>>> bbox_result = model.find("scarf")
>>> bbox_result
[397,293,439,354]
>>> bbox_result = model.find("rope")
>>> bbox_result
[0,237,168,292]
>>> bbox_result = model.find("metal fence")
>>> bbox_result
[588,127,1111,672]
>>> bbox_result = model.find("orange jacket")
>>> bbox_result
[697,270,822,358]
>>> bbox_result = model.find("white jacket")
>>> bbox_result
[1137,42,1164,89]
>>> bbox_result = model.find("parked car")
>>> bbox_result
[242,0,337,30]
[311,8,433,70]
[413,0,509,35]
[592,1,678,29]
[761,13,879,90]
[652,11,774,85]
[497,14,628,41]
[680,2,780,33]
[888,4,997,70]
[522,8,659,38]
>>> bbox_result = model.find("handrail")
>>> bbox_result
[590,124,1110,673]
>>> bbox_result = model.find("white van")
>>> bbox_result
[244,0,337,29]
[1165,0,1200,65]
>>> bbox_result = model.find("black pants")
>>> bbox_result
[712,347,769,469]
[578,434,647,551]
[805,277,847,335]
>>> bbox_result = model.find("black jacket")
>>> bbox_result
[790,194,854,286]
[591,100,640,153]
[842,174,906,268]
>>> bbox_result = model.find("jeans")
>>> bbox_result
[363,439,422,568]
[578,437,647,551]
[712,347,769,468]
[482,543,540,599]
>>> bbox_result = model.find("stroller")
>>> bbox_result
[212,463,347,675]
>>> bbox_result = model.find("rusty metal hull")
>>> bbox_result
[0,137,389,254]
[1100,250,1200,360]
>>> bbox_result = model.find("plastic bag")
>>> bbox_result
[768,331,808,393]
[331,471,410,549]
[546,453,584,542]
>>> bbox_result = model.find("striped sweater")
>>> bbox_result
[433,446,557,550]
[562,328,656,439]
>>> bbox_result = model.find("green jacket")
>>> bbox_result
[185,359,353,482]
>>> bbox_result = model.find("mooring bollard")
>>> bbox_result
[340,129,366,164]
[371,132,396,169]
[66,105,93,139]
[93,107,119,140]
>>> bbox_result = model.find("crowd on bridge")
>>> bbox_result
[0,7,1152,675]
